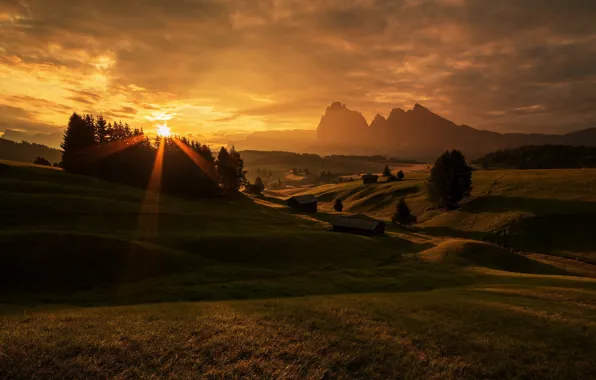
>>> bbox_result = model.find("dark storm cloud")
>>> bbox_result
[1,0,596,133]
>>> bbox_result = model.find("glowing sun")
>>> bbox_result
[157,124,171,137]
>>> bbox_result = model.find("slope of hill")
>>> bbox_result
[0,137,62,165]
[2,163,596,378]
[316,102,596,160]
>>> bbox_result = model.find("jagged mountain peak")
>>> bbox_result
[327,101,347,111]
[388,108,406,123]
[412,103,431,113]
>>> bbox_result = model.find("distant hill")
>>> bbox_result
[228,130,318,152]
[0,138,62,165]
[317,102,596,161]
[1,129,63,149]
[472,145,596,169]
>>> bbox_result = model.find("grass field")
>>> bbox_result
[1,163,596,378]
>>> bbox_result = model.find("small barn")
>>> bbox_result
[362,174,379,184]
[287,194,318,213]
[332,217,385,236]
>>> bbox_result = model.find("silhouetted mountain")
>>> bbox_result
[317,102,368,145]
[0,138,62,165]
[316,102,596,160]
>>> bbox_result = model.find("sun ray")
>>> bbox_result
[136,137,166,239]
[74,135,145,164]
[172,137,218,181]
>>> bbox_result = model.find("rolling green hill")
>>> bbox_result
[2,163,596,378]
[274,169,596,263]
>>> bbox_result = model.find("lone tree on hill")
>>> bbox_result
[382,165,392,177]
[33,156,51,166]
[392,197,417,225]
[397,170,405,181]
[334,198,344,212]
[427,150,472,209]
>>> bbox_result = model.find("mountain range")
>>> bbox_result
[316,102,596,160]
[231,102,596,161]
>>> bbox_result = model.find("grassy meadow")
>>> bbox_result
[1,161,596,378]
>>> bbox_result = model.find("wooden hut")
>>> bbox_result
[331,217,385,236]
[362,174,379,184]
[287,195,318,213]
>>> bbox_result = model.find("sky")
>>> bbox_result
[1,0,596,146]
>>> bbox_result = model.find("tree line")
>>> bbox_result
[473,145,596,169]
[60,113,246,197]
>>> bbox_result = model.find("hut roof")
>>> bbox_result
[332,217,384,232]
[288,194,317,205]
[362,174,378,179]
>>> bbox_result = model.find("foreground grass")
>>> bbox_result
[2,287,595,379]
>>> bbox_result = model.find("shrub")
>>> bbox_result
[392,197,417,225]
[33,156,51,166]
[334,198,344,212]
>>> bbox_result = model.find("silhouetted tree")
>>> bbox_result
[60,113,96,174]
[334,198,344,212]
[382,165,391,177]
[397,170,404,181]
[428,150,472,209]
[392,197,416,225]
[33,156,51,166]
[254,176,265,193]
[216,146,246,193]
[95,115,109,144]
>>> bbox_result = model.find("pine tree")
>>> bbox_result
[428,150,473,209]
[392,197,417,225]
[95,115,109,144]
[397,170,405,181]
[334,198,343,212]
[60,113,97,173]
[383,165,392,177]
